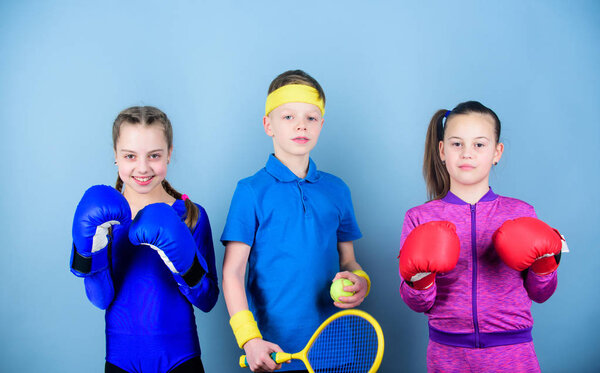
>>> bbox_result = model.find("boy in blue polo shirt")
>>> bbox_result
[221,70,371,372]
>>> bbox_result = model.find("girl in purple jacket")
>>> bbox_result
[398,101,564,372]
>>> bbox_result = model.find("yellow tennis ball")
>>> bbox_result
[330,279,354,302]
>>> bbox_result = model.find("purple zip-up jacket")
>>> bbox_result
[399,188,558,348]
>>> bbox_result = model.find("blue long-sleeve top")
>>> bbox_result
[80,200,219,372]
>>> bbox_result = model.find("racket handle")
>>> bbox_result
[239,352,293,368]
[272,352,292,363]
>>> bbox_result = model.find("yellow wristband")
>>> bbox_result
[352,270,371,296]
[229,310,263,349]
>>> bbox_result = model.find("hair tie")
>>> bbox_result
[441,110,452,134]
[437,110,451,141]
[181,194,189,201]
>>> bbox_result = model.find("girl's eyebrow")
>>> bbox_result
[446,136,490,140]
[118,148,165,153]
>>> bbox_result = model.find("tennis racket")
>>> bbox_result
[239,309,384,373]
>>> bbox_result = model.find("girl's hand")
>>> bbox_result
[332,271,368,309]
[129,203,208,287]
[71,185,131,277]
[243,338,284,372]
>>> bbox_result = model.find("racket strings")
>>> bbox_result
[307,315,379,372]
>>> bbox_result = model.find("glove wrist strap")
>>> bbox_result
[181,255,206,287]
[70,244,109,277]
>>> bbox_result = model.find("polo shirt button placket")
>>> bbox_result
[297,181,310,217]
[303,193,311,218]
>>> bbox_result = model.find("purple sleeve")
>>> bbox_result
[520,205,559,303]
[398,210,437,312]
[525,270,558,303]
[174,205,220,312]
[400,281,437,312]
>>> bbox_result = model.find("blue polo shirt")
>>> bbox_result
[221,154,362,371]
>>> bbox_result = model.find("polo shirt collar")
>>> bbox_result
[441,187,498,205]
[265,154,320,183]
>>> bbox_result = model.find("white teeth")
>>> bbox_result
[133,176,152,182]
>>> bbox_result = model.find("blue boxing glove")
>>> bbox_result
[129,203,208,287]
[71,185,131,277]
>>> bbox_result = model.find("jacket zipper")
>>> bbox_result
[471,204,480,348]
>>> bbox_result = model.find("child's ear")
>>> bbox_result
[263,115,274,137]
[438,140,446,162]
[493,142,504,164]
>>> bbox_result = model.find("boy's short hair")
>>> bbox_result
[268,70,326,106]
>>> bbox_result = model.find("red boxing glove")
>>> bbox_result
[399,221,461,290]
[493,217,563,275]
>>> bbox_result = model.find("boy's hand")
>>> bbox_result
[332,271,368,308]
[243,338,284,372]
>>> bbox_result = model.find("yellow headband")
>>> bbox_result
[265,84,325,116]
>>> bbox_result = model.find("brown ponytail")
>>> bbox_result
[115,174,124,192]
[162,179,199,230]
[423,109,450,201]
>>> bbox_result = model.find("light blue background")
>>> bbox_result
[1,1,598,372]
